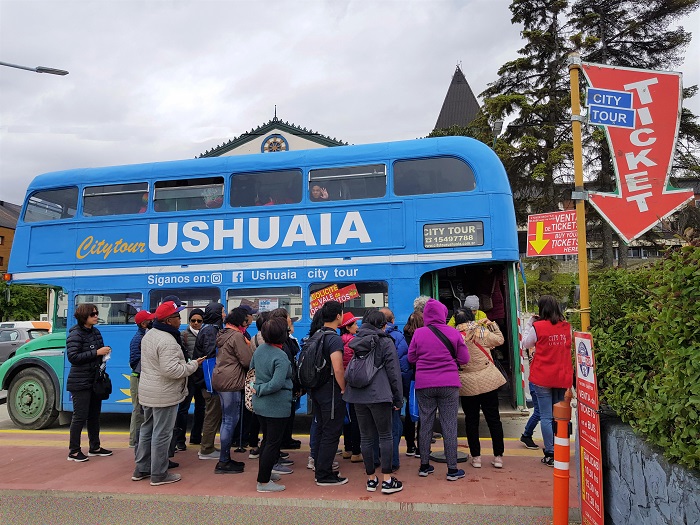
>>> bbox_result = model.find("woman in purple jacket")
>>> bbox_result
[407,299,470,481]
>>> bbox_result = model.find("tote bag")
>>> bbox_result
[408,380,419,422]
[202,357,217,394]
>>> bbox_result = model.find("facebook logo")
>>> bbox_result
[232,271,244,283]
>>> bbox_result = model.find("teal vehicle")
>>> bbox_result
[0,332,66,429]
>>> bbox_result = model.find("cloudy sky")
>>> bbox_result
[1,0,698,206]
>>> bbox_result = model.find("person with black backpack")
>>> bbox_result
[302,300,348,486]
[343,310,404,494]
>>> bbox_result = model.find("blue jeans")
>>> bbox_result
[218,390,242,463]
[523,382,541,438]
[532,384,565,455]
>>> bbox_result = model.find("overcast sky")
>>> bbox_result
[1,0,698,206]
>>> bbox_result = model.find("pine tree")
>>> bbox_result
[570,0,700,266]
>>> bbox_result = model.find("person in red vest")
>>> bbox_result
[521,295,573,466]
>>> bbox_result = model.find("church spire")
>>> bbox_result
[434,64,481,130]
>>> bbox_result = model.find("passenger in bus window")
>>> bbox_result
[310,184,329,201]
[129,309,155,450]
[66,303,113,463]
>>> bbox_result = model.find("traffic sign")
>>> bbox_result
[588,106,635,129]
[581,62,694,243]
[575,332,604,525]
[526,210,577,257]
[586,87,633,109]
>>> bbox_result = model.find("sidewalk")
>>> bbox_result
[0,422,580,525]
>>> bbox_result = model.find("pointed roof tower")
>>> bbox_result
[434,65,481,130]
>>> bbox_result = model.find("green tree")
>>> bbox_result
[0,282,48,321]
[570,0,700,266]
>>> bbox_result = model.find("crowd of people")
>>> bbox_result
[65,288,573,493]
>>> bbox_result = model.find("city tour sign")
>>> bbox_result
[581,63,694,243]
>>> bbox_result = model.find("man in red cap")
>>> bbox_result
[129,309,155,449]
[133,301,205,486]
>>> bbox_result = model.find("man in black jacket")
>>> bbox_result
[193,301,225,460]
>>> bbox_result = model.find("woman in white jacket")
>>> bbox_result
[454,308,506,469]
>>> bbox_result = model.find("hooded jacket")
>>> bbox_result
[191,301,225,388]
[66,324,105,392]
[385,322,412,396]
[212,327,252,392]
[342,323,403,408]
[407,299,470,389]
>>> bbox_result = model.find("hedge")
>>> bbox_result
[589,242,700,470]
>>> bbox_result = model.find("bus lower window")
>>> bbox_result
[23,187,78,223]
[230,170,302,207]
[74,293,143,325]
[83,182,148,216]
[309,281,388,318]
[226,287,302,321]
[154,177,224,212]
[149,288,221,324]
[393,157,476,196]
[309,164,386,201]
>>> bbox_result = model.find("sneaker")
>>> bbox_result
[350,454,363,463]
[168,460,179,469]
[366,476,379,492]
[131,470,150,481]
[520,435,539,450]
[249,447,260,459]
[446,468,465,481]
[405,446,416,456]
[271,464,294,475]
[281,439,301,450]
[257,481,286,492]
[270,473,281,481]
[492,456,503,469]
[316,475,349,486]
[277,458,294,466]
[542,454,554,467]
[150,472,181,486]
[198,450,220,460]
[175,442,187,452]
[471,456,482,468]
[67,451,89,462]
[214,461,244,474]
[418,464,434,477]
[342,451,352,459]
[278,451,290,460]
[88,447,113,457]
[413,449,421,458]
[307,457,315,470]
[311,460,339,472]
[381,476,404,494]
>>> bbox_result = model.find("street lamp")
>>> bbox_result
[492,119,504,149]
[0,61,69,76]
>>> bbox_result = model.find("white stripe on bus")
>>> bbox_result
[12,251,493,280]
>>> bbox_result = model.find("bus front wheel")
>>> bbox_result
[7,368,59,430]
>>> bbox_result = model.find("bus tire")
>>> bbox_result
[7,368,59,430]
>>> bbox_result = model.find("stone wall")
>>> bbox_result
[601,414,700,525]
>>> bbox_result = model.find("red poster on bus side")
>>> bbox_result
[575,332,604,525]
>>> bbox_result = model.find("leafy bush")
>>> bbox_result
[590,243,700,470]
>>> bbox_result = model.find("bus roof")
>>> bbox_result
[25,137,510,195]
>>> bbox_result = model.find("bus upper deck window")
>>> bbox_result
[309,164,386,201]
[230,170,302,207]
[393,157,476,196]
[23,187,78,223]
[154,177,224,212]
[82,182,148,216]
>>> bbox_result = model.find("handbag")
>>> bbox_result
[202,357,217,394]
[408,380,419,422]
[479,279,496,312]
[93,365,112,400]
[244,368,256,412]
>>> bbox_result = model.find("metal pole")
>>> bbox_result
[568,53,591,332]
[0,61,69,75]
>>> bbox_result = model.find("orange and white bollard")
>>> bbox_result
[552,389,573,525]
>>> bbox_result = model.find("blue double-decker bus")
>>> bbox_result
[1,136,522,429]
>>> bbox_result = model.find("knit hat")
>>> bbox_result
[339,311,360,328]
[188,308,205,320]
[134,310,155,324]
[464,295,480,311]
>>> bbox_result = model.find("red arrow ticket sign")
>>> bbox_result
[526,211,577,257]
[581,63,694,243]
